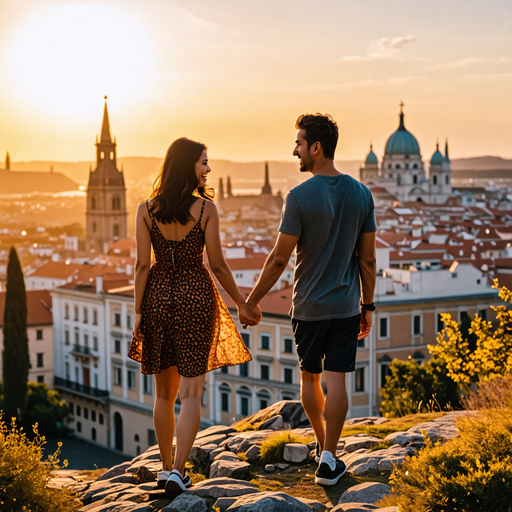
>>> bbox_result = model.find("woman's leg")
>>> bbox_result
[173,373,206,475]
[154,366,180,471]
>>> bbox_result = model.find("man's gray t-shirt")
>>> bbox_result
[279,174,376,321]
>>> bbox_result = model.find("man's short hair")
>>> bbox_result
[295,113,339,160]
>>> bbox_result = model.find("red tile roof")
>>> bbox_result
[0,289,52,327]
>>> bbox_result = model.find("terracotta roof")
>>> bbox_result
[0,289,52,327]
[220,286,292,317]
[26,261,83,280]
[226,256,270,271]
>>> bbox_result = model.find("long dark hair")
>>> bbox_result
[148,137,213,225]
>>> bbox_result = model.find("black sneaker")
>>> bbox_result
[157,471,191,490]
[164,469,189,496]
[315,459,347,486]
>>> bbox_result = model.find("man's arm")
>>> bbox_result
[356,231,377,339]
[247,232,299,308]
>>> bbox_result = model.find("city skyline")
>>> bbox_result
[1,0,511,162]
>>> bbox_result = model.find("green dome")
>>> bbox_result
[384,110,420,156]
[430,144,443,165]
[365,145,378,165]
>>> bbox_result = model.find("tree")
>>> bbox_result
[380,357,460,418]
[429,280,512,387]
[2,246,30,421]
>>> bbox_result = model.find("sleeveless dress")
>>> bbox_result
[128,198,252,377]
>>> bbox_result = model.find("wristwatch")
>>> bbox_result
[360,302,376,311]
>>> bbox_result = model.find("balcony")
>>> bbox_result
[54,376,109,399]
[70,344,99,359]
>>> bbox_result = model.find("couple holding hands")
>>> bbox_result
[129,113,377,496]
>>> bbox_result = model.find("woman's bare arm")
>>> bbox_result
[134,202,152,315]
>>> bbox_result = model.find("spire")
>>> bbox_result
[227,176,233,197]
[218,177,225,200]
[5,151,10,170]
[261,161,272,195]
[398,101,405,131]
[444,139,450,161]
[100,96,112,143]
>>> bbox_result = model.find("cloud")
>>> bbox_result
[427,57,509,70]
[342,35,416,62]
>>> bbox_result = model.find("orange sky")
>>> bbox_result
[1,0,511,163]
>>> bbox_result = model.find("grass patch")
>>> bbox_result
[250,478,284,492]
[369,441,393,452]
[259,431,314,464]
[236,452,247,461]
[232,410,278,432]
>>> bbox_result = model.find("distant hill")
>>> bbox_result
[450,156,512,171]
[0,169,79,194]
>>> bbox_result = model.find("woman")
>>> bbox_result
[128,138,259,496]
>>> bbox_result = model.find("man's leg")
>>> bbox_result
[300,370,325,451]
[323,370,348,455]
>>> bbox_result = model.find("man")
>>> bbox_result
[243,113,377,486]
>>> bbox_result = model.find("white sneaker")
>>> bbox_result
[165,469,188,496]
[158,470,191,490]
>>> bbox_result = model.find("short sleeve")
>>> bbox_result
[361,194,377,233]
[278,192,302,237]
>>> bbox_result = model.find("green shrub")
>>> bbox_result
[259,431,313,464]
[379,375,512,512]
[380,357,460,418]
[0,414,81,512]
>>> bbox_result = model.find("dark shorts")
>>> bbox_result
[292,314,361,374]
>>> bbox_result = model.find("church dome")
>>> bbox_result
[430,144,444,165]
[384,106,420,156]
[365,145,378,165]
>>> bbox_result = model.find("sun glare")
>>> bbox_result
[8,3,154,117]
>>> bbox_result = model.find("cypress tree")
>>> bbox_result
[2,246,29,421]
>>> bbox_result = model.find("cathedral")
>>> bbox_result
[85,99,128,254]
[360,104,452,204]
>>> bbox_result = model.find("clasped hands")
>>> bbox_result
[238,301,262,329]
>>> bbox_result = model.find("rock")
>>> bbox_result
[190,478,258,499]
[210,459,251,480]
[214,497,239,512]
[210,446,226,462]
[339,483,391,505]
[383,431,423,446]
[296,497,328,511]
[283,443,310,463]
[374,508,399,512]
[134,466,155,484]
[85,500,152,511]
[104,474,136,484]
[161,492,207,512]
[215,451,244,462]
[193,433,228,447]
[377,455,407,471]
[226,492,312,512]
[233,400,309,431]
[245,444,261,463]
[195,425,237,440]
[260,415,284,430]
[343,436,382,453]
[224,430,275,453]
[332,504,379,512]
[189,443,218,466]
[275,463,289,470]
[97,462,132,481]
[265,464,276,472]
[82,483,135,505]
[373,417,389,425]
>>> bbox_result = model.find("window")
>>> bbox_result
[64,304,69,319]
[259,398,269,410]
[284,368,293,384]
[143,375,153,394]
[460,311,469,322]
[241,332,250,348]
[260,334,270,350]
[114,367,122,386]
[36,329,43,340]
[395,163,401,169]
[437,314,444,333]
[75,367,79,383]
[94,374,98,389]
[413,315,422,335]
[93,336,98,351]
[413,163,418,169]
[36,353,44,368]
[135,434,140,442]
[433,175,438,185]
[413,175,417,184]
[69,402,74,415]
[221,366,228,374]
[445,174,449,184]
[479,309,487,321]
[76,421,82,433]
[136,446,141,455]
[148,429,157,446]
[220,384,231,412]
[91,428,96,441]
[379,317,389,339]
[91,410,96,422]
[355,367,365,392]
[112,197,121,210]
[241,396,249,416]
[91,197,96,210]
[83,308,88,323]
[260,365,270,380]
[239,362,249,377]
[113,224,119,238]
[380,363,391,388]
[127,370,136,390]
[357,337,365,349]
[84,407,89,420]
[37,375,44,383]
[84,334,89,348]
[114,338,121,354]
[64,330,70,345]
[126,314,132,329]
[74,306,79,321]
[93,310,98,325]
[283,337,293,354]
[201,386,207,407]
[114,311,121,327]
[76,405,81,417]
[99,413,104,425]
[65,362,70,380]
[75,331,80,346]
[93,222,96,233]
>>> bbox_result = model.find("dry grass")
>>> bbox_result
[369,440,393,452]
[250,478,284,492]
[259,431,314,464]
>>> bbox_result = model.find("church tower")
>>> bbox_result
[86,98,128,254]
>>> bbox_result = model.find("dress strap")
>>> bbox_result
[146,200,154,222]
[198,199,206,222]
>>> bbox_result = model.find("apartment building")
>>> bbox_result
[0,289,54,386]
